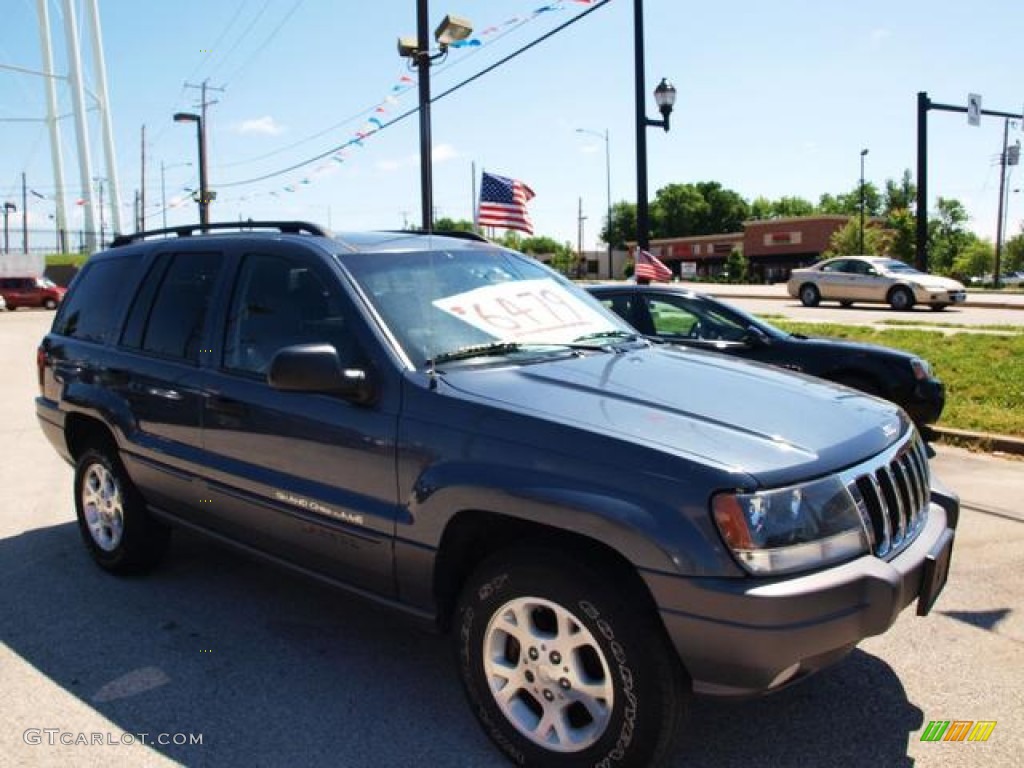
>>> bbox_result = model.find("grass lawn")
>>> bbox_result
[769,320,1024,438]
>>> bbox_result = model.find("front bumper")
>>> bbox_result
[644,491,958,696]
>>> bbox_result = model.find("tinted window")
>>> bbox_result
[53,257,143,344]
[223,252,357,375]
[130,252,222,363]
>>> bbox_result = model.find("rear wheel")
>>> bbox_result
[888,286,915,311]
[44,298,58,310]
[799,283,820,307]
[74,447,170,573]
[455,547,689,768]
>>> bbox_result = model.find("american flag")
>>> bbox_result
[635,250,673,282]
[478,172,535,235]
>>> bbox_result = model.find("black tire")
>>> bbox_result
[888,286,915,311]
[74,447,170,574]
[455,547,689,768]
[798,283,820,307]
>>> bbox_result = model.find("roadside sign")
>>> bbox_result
[967,93,982,126]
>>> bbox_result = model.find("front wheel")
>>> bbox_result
[44,298,58,310]
[455,548,689,768]
[799,283,820,307]
[888,286,915,311]
[74,447,170,574]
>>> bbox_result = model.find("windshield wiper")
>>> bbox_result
[571,330,641,344]
[432,341,524,365]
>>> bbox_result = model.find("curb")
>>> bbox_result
[931,426,1024,457]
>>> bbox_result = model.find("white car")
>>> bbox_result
[788,256,967,311]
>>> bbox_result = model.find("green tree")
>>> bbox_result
[819,183,881,217]
[1003,227,1024,273]
[433,217,476,233]
[602,201,637,249]
[694,181,749,233]
[951,239,994,281]
[883,170,916,216]
[886,207,917,265]
[825,218,891,257]
[724,249,747,283]
[929,197,974,275]
[748,195,816,220]
[651,183,709,238]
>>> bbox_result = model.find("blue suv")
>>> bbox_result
[36,222,957,767]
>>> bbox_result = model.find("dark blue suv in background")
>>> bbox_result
[36,222,958,767]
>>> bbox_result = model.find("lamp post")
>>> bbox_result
[398,4,473,232]
[577,128,612,278]
[2,202,16,254]
[173,112,210,229]
[859,148,869,254]
[634,0,675,269]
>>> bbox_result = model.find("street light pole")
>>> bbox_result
[859,148,869,254]
[577,128,612,278]
[173,112,209,229]
[633,0,675,268]
[2,202,15,254]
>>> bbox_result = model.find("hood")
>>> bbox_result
[899,274,964,290]
[440,345,907,487]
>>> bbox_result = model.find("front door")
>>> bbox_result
[200,244,399,596]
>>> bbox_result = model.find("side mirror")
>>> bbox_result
[743,326,770,347]
[268,343,376,405]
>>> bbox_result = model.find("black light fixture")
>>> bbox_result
[173,111,210,230]
[398,3,473,232]
[651,78,677,130]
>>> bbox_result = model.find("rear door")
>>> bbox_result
[113,248,225,520]
[199,242,400,596]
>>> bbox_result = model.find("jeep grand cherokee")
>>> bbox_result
[36,222,957,767]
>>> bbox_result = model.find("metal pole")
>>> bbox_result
[634,0,650,256]
[140,124,146,231]
[22,172,28,253]
[85,0,123,234]
[604,129,612,278]
[161,161,167,230]
[994,118,1010,289]
[36,0,69,253]
[61,0,97,252]
[916,91,929,272]
[417,0,433,232]
[197,117,209,229]
[859,149,868,254]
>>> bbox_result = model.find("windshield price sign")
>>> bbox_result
[434,278,614,342]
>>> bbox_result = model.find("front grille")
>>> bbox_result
[845,431,930,558]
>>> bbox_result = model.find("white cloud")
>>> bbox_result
[376,144,458,172]
[869,28,891,45]
[236,116,285,136]
[431,143,458,164]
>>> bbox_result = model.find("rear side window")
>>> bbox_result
[122,251,222,364]
[53,258,142,344]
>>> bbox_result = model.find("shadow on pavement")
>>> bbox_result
[1,523,923,767]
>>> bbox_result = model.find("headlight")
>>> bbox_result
[909,357,933,381]
[712,475,869,575]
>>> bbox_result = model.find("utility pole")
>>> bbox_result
[577,196,587,278]
[22,172,28,253]
[184,79,224,224]
[994,119,1020,289]
[140,124,146,232]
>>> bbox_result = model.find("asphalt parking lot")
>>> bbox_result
[2,307,1022,767]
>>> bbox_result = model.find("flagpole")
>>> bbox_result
[472,162,478,233]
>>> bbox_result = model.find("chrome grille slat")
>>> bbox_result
[843,429,931,560]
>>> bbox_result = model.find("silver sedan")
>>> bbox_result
[787,256,967,311]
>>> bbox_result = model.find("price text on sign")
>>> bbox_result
[434,279,614,341]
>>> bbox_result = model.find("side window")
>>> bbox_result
[598,294,638,326]
[53,257,143,344]
[223,252,356,376]
[822,260,847,273]
[644,297,701,337]
[122,251,222,364]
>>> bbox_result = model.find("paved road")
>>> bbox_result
[1,309,1021,767]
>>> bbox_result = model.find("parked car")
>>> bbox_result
[0,275,67,310]
[36,222,957,767]
[587,283,944,430]
[787,256,966,310]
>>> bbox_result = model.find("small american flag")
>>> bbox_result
[635,250,673,282]
[478,172,535,235]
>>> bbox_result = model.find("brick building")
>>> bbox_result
[629,215,851,283]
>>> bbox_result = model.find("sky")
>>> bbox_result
[1,0,1023,255]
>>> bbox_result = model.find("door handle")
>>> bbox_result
[146,387,183,401]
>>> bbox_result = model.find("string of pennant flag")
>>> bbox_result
[207,0,598,210]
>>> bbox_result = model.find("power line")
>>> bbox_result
[217,0,612,189]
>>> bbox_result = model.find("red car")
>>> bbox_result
[0,276,67,310]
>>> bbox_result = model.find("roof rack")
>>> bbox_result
[110,221,329,248]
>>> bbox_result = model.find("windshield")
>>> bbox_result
[340,246,631,367]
